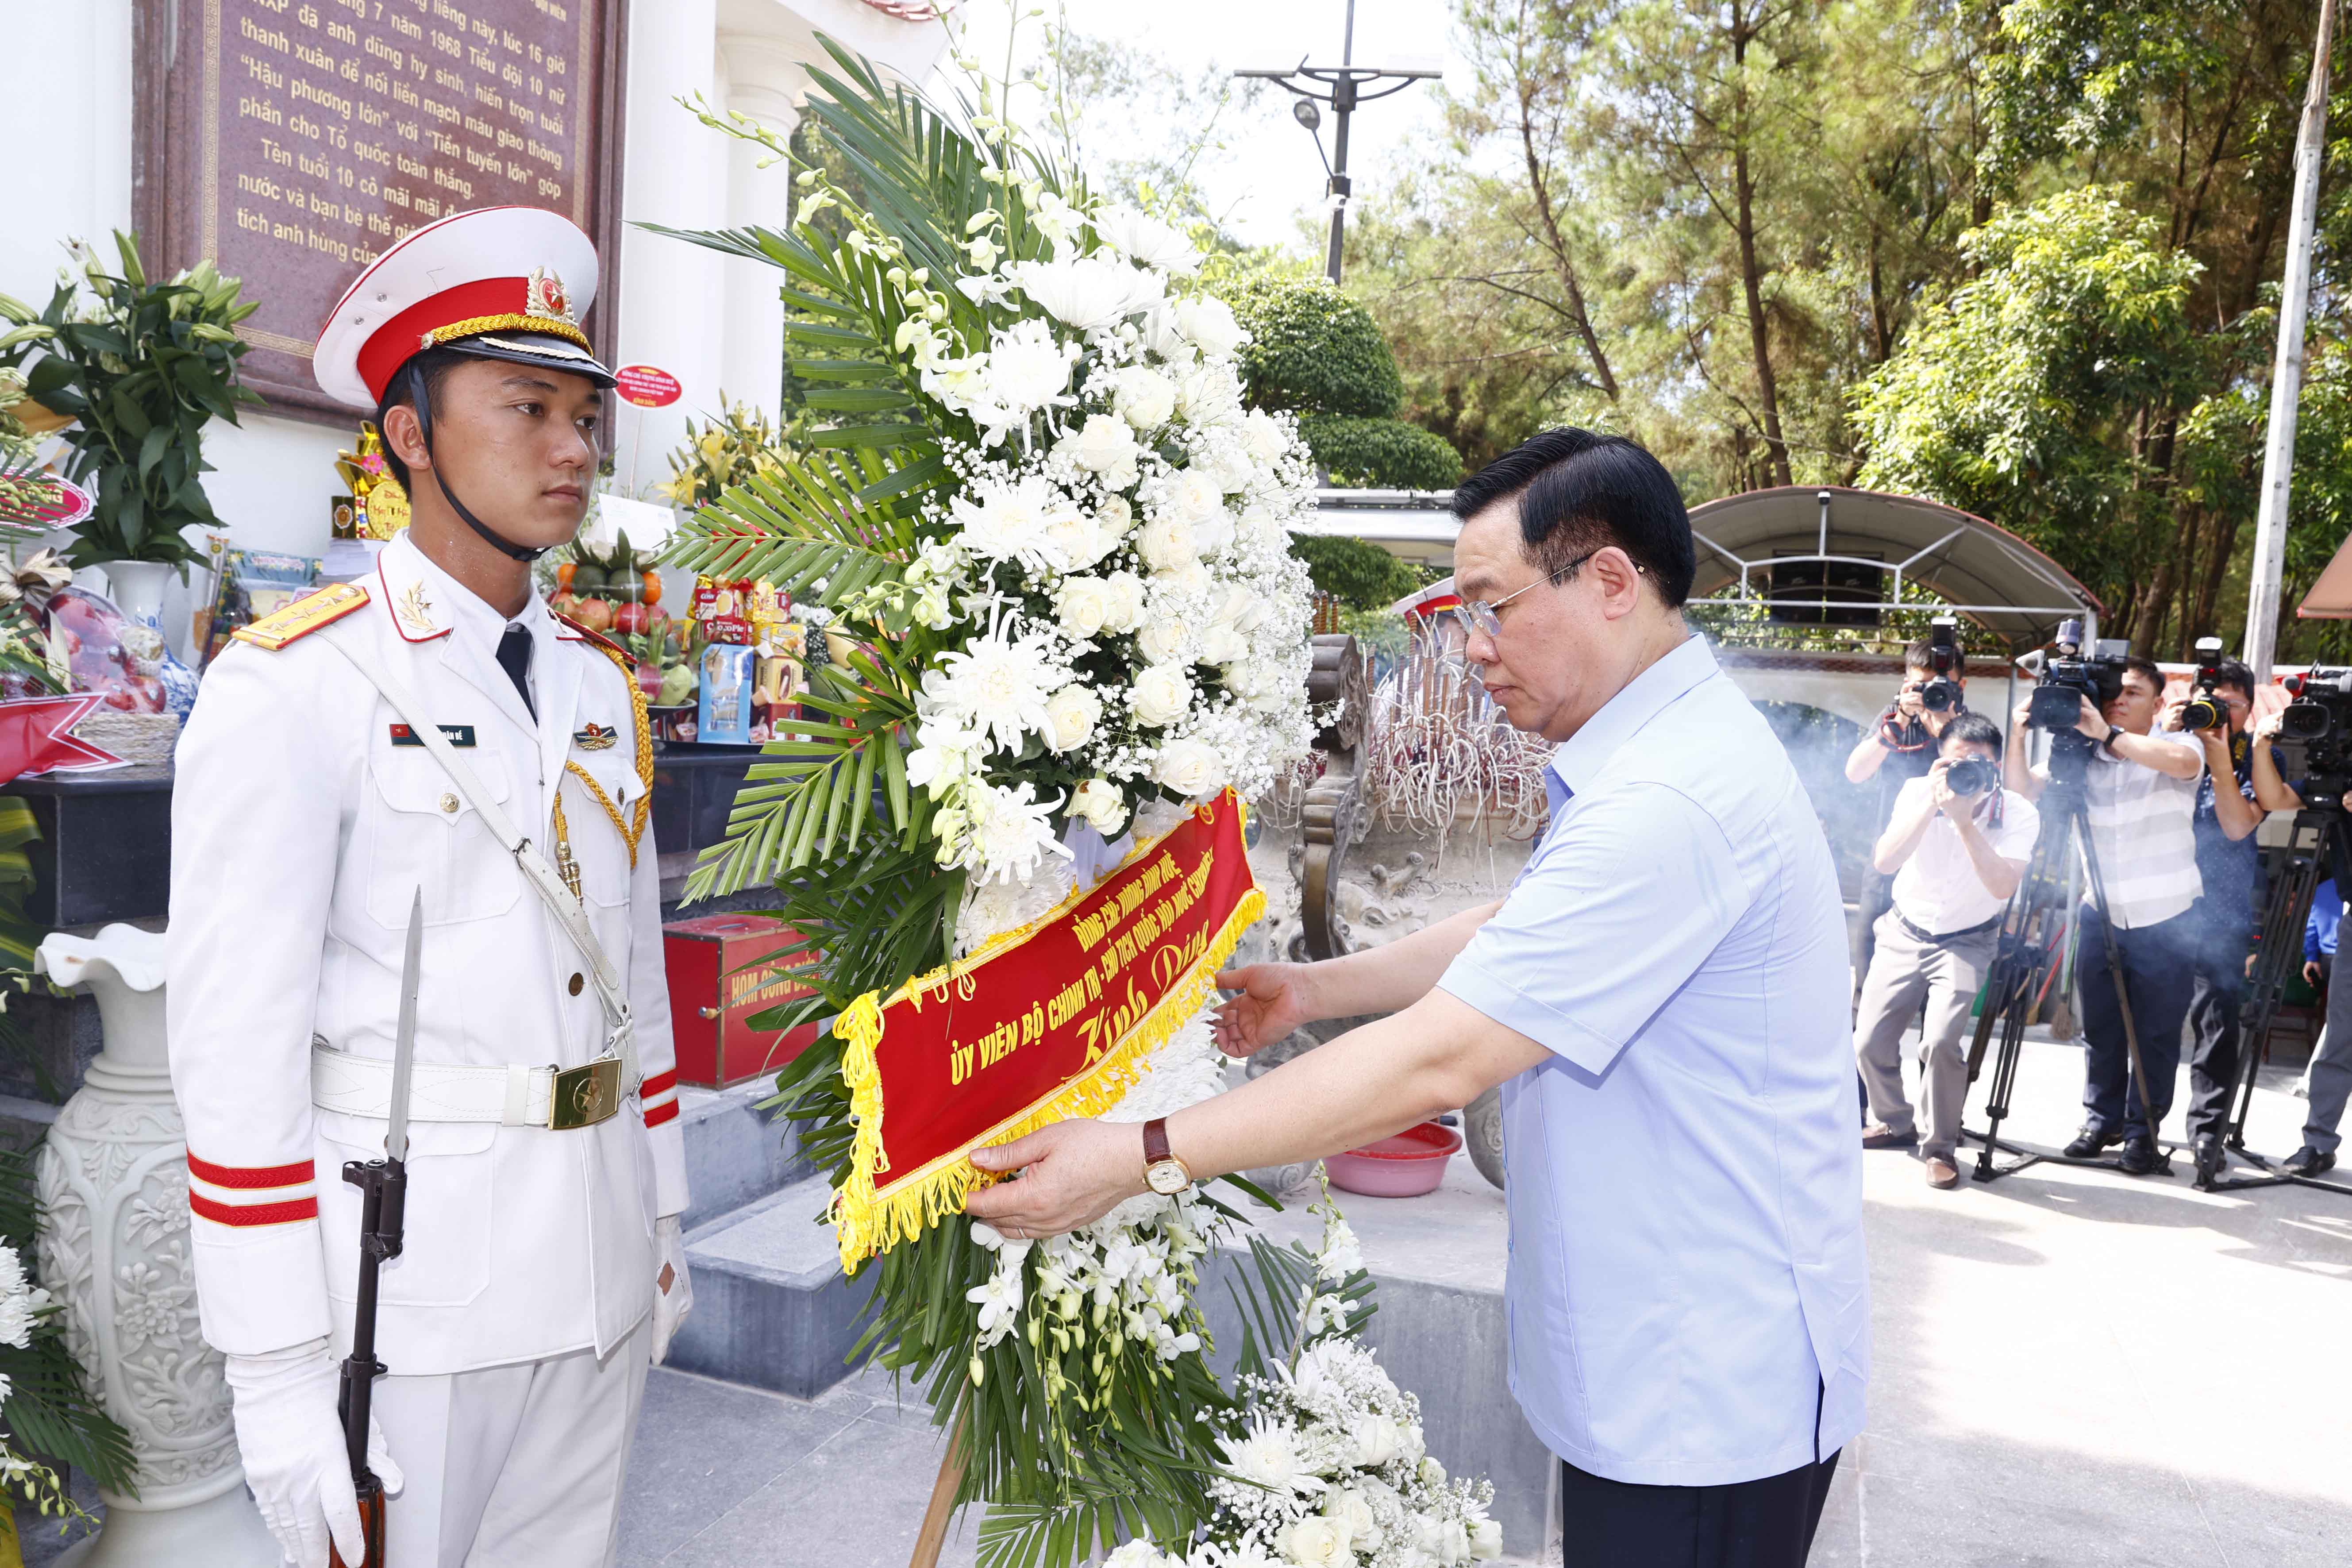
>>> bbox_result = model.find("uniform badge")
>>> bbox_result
[573,722,619,751]
[389,724,477,748]
[526,267,577,325]
[394,580,439,639]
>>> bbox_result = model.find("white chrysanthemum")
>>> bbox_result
[968,318,1079,443]
[1093,206,1202,274]
[0,1245,35,1350]
[925,630,1063,753]
[950,474,1077,573]
[1175,296,1249,359]
[1013,255,1163,331]
[1219,1417,1323,1495]
[955,777,1070,886]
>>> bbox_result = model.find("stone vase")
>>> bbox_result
[33,925,276,1566]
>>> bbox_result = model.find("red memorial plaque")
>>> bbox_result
[133,0,627,423]
[614,364,681,407]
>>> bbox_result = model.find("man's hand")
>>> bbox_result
[1925,757,1965,819]
[2160,698,2188,733]
[964,1119,1148,1239]
[2011,697,2035,732]
[1212,964,1313,1057]
[225,1339,403,1568]
[2256,711,2286,743]
[2307,959,2325,988]
[2074,695,2111,742]
[651,1214,693,1366]
[1894,683,1926,719]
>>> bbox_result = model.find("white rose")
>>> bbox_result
[1138,513,1198,573]
[1130,664,1194,728]
[1190,508,1236,560]
[1468,1519,1503,1562]
[1152,738,1224,796]
[1061,414,1141,488]
[1201,624,1249,666]
[1211,584,1255,627]
[1055,577,1114,637]
[1043,685,1102,752]
[1417,1457,1447,1490]
[1324,1490,1380,1553]
[1242,407,1290,463]
[1137,615,1191,666]
[1069,778,1130,836]
[1175,296,1249,359]
[1350,1413,1401,1468]
[1221,661,1264,698]
[1109,365,1179,429]
[1161,466,1225,523]
[1412,1516,1444,1556]
[1159,559,1213,595]
[1437,1521,1470,1567]
[1102,571,1149,632]
[1277,1515,1352,1568]
[1044,507,1108,570]
[1178,363,1244,429]
[1097,494,1136,538]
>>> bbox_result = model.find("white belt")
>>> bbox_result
[312,1046,631,1131]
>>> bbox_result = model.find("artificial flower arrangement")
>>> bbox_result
[650,38,1487,1568]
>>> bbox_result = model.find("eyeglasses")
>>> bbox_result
[1451,549,1638,639]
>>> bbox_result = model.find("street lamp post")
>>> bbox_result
[1235,1,1439,285]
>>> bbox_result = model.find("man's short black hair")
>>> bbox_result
[2121,652,2166,693]
[372,347,470,493]
[2213,656,2256,702]
[1449,428,1697,608]
[1904,633,1965,672]
[1941,711,2003,758]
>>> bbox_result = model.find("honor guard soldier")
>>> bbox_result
[167,206,691,1568]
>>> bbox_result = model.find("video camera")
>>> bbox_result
[2024,618,2132,732]
[1917,617,1964,713]
[2279,668,2352,802]
[2179,637,2231,732]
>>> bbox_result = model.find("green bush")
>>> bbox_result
[1289,532,1428,610]
[1228,277,1403,419]
[1299,414,1466,491]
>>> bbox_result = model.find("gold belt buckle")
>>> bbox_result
[549,1058,623,1130]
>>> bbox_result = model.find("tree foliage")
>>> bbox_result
[1225,276,1462,488]
[1289,533,1428,610]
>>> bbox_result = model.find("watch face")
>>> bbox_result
[1147,1160,1190,1195]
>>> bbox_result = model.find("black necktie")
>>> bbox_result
[497,624,536,720]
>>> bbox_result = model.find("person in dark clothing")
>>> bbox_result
[2168,659,2263,1184]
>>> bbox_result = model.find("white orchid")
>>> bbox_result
[951,777,1071,886]
[966,1268,1023,1346]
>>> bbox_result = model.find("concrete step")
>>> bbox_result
[675,1075,810,1231]
[667,1174,875,1398]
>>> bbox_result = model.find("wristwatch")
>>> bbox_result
[1142,1118,1192,1196]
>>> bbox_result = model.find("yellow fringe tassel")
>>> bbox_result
[831,881,1266,1275]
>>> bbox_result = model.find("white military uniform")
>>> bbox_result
[168,531,688,1563]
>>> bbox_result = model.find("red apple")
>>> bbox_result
[613,600,651,637]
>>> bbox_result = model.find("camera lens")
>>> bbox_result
[2181,695,2225,731]
[1945,758,1996,795]
[2282,701,2331,742]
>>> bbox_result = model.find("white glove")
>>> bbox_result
[225,1338,403,1568]
[651,1214,693,1366]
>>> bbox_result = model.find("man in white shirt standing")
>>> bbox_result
[1854,713,2040,1188]
[2007,654,2206,1175]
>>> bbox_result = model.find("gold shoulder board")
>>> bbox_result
[231,582,372,651]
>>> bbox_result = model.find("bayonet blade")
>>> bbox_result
[386,888,422,1163]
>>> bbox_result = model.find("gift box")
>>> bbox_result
[661,913,823,1088]
[696,643,758,744]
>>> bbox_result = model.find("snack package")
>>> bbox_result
[45,586,167,714]
[697,643,758,745]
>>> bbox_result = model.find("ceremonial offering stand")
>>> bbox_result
[33,926,276,1566]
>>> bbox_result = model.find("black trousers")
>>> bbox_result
[2182,902,2252,1142]
[2075,904,2197,1135]
[1559,1451,1841,1568]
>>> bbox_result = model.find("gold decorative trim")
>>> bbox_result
[418,315,593,353]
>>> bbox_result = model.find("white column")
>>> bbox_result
[614,0,728,498]
[716,38,804,425]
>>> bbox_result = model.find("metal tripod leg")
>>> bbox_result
[1962,792,2074,1182]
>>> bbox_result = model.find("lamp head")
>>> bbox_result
[1293,98,1323,132]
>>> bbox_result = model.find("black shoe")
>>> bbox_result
[2194,1137,2226,1185]
[2063,1125,2118,1160]
[2118,1137,2163,1176]
[2280,1146,2338,1178]
[1861,1122,1917,1150]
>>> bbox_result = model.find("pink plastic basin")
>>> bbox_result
[1326,1119,1463,1198]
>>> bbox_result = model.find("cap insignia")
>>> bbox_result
[526,267,577,325]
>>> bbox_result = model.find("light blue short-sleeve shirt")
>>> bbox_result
[1438,634,1869,1487]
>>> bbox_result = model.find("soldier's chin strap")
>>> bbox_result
[406,360,550,563]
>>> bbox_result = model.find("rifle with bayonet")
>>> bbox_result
[331,888,420,1568]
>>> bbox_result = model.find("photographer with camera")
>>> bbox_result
[1844,626,1967,787]
[2008,654,2206,1175]
[1853,713,2040,1188]
[2161,650,2263,1183]
[2249,711,2352,1177]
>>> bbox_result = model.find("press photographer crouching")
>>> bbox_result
[2008,653,2207,1176]
[1853,713,2039,1188]
[2164,647,2263,1184]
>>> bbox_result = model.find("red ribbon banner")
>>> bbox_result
[832,791,1263,1269]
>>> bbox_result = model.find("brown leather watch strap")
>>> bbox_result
[1143,1117,1173,1166]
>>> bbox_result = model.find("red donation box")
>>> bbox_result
[661,913,823,1088]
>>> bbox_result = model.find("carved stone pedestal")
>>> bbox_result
[33,925,276,1567]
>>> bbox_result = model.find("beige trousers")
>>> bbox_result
[1852,910,1996,1161]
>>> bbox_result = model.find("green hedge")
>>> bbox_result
[1288,532,1429,610]
[1228,277,1404,419]
[1299,414,1466,491]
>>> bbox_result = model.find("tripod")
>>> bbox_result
[2203,803,2352,1196]
[1963,736,2172,1181]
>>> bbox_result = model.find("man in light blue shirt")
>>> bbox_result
[968,429,1868,1568]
